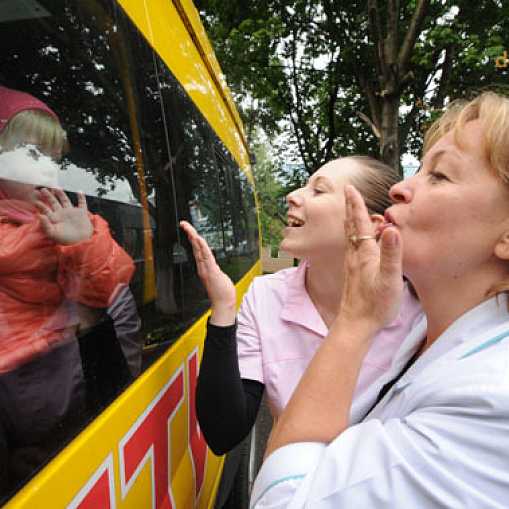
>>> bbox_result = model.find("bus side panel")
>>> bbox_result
[5,260,261,509]
[0,0,261,505]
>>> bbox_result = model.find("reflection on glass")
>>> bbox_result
[0,84,139,500]
[0,0,259,502]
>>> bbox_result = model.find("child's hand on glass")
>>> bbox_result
[35,188,94,245]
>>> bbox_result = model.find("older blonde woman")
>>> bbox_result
[252,91,509,507]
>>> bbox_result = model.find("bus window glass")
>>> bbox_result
[214,148,236,261]
[215,147,256,282]
[0,0,259,503]
[229,157,260,277]
[0,0,173,501]
[240,170,261,263]
[148,56,219,332]
[114,9,192,364]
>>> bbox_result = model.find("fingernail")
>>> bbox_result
[384,231,397,247]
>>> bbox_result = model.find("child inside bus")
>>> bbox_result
[0,85,139,496]
[0,84,136,373]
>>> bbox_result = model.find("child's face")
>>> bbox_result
[0,178,40,207]
[0,143,61,207]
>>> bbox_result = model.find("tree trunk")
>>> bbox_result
[379,94,402,175]
[155,258,178,314]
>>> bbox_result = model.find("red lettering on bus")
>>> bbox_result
[188,348,208,502]
[118,366,185,508]
[75,472,111,508]
[67,454,116,509]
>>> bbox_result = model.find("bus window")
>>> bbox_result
[214,146,258,282]
[214,148,237,260]
[240,169,261,263]
[0,0,179,501]
[0,0,260,505]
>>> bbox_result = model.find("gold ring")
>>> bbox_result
[348,234,357,246]
[348,234,375,247]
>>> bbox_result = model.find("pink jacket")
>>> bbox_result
[0,212,135,373]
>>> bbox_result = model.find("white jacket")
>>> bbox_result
[251,296,509,508]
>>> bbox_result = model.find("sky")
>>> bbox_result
[58,163,136,204]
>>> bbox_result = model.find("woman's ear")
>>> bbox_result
[371,214,384,229]
[494,230,509,260]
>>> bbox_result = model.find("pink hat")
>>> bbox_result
[0,85,60,133]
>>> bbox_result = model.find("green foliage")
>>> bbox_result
[199,0,509,175]
[250,133,287,247]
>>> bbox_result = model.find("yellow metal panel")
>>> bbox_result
[172,0,248,154]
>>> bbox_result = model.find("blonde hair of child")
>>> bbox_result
[0,109,64,153]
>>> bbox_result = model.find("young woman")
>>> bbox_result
[180,156,422,455]
[252,91,509,507]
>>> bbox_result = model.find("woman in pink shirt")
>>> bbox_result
[181,156,422,455]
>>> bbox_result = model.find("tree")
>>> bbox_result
[197,0,509,174]
[251,132,287,247]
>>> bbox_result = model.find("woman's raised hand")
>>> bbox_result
[339,185,404,335]
[180,221,237,326]
[36,189,94,245]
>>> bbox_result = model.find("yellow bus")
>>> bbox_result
[0,0,261,507]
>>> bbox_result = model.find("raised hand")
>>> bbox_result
[35,188,94,245]
[339,185,404,333]
[180,220,237,326]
